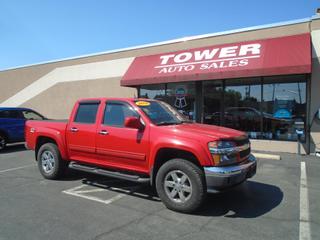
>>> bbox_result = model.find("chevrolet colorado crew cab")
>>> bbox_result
[25,98,256,213]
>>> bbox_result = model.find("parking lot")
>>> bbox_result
[0,145,319,240]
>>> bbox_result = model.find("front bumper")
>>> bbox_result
[204,154,257,193]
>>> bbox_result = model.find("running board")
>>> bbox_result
[69,162,150,183]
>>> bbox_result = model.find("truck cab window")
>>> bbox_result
[74,103,99,124]
[103,102,138,127]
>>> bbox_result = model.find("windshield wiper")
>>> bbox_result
[180,120,192,123]
[156,121,182,126]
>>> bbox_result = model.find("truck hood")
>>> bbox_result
[160,123,245,141]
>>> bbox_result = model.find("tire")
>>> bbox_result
[0,134,7,151]
[37,143,67,180]
[155,159,207,213]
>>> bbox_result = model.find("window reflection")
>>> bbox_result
[139,82,196,120]
[224,78,262,138]
[203,81,223,125]
[165,82,196,120]
[203,75,307,141]
[262,76,306,141]
[139,84,165,100]
[139,75,307,142]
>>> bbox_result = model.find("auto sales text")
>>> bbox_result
[155,43,261,74]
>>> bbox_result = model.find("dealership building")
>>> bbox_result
[1,15,320,155]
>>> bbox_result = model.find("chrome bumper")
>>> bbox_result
[204,154,257,193]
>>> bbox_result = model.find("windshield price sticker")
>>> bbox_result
[135,101,151,107]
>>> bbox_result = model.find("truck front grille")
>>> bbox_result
[232,136,250,146]
[240,147,251,159]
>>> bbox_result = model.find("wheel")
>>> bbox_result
[37,143,67,179]
[0,134,7,151]
[155,159,206,213]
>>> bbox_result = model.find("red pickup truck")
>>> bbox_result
[25,98,256,213]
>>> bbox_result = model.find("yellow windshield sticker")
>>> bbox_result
[135,101,150,106]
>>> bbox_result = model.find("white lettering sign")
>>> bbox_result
[155,42,261,74]
[194,49,219,61]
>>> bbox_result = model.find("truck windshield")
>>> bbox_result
[134,100,192,126]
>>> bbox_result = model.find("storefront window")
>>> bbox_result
[203,81,223,125]
[139,84,165,100]
[224,78,262,138]
[262,75,306,141]
[165,82,196,120]
[139,75,307,142]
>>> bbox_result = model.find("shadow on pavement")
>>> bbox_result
[58,169,159,200]
[69,173,283,218]
[198,180,283,218]
[82,178,160,202]
[0,144,28,154]
[59,166,283,218]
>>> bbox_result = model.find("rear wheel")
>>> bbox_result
[37,143,67,179]
[0,134,7,151]
[156,159,206,213]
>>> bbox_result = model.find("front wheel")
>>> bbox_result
[155,159,207,213]
[37,143,67,179]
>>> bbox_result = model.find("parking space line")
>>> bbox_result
[62,184,126,205]
[299,161,311,240]
[75,189,107,194]
[0,164,34,174]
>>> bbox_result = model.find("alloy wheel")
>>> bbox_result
[164,170,192,203]
[41,150,55,174]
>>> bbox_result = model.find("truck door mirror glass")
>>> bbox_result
[124,117,144,130]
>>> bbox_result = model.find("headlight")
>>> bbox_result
[208,141,239,166]
[208,141,237,154]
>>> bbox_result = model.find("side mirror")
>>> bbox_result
[124,117,144,130]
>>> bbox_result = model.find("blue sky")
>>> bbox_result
[0,0,318,70]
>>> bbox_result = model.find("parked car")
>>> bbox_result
[0,107,46,150]
[25,98,256,213]
[205,107,292,135]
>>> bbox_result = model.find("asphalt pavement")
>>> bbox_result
[0,144,319,240]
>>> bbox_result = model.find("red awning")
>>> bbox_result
[121,33,311,86]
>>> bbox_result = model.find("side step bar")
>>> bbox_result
[69,162,150,183]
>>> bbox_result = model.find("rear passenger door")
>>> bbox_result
[66,101,100,162]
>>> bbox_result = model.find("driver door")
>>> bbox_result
[96,101,150,173]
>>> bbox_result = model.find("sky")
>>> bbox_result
[0,0,319,70]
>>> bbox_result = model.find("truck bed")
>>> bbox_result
[39,119,68,123]
[25,119,68,150]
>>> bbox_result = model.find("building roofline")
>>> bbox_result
[0,17,312,72]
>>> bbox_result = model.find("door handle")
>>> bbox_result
[70,127,78,132]
[99,130,108,135]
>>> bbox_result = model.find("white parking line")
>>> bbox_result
[299,161,311,240]
[75,189,107,194]
[0,164,34,174]
[62,184,127,205]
